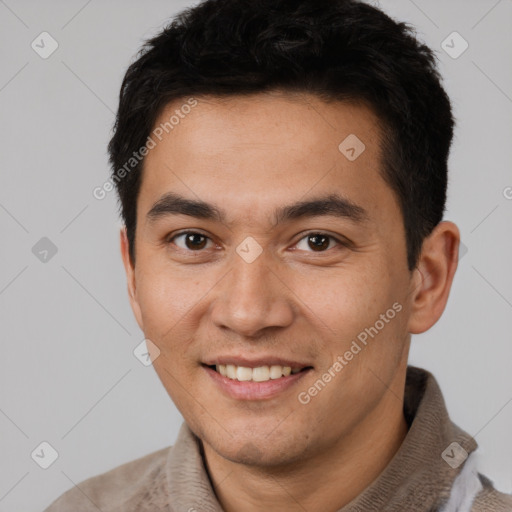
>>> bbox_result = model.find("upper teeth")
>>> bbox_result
[216,364,302,382]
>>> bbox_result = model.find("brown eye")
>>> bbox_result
[185,233,207,250]
[295,232,345,253]
[307,234,330,251]
[171,232,212,251]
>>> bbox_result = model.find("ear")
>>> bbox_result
[120,227,144,331]
[407,221,460,334]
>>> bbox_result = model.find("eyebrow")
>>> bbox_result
[146,192,369,226]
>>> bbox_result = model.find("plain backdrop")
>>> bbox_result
[0,1,511,510]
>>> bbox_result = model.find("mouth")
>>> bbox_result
[205,364,312,382]
[201,355,314,400]
[203,364,313,382]
[203,363,313,382]
[202,362,313,400]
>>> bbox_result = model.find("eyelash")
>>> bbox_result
[167,231,349,253]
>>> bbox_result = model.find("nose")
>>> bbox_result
[209,249,295,338]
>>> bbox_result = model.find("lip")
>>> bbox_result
[202,355,311,368]
[203,364,312,400]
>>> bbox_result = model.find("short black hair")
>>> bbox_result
[108,0,454,270]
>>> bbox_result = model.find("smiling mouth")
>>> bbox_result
[206,364,312,382]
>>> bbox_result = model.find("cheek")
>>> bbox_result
[135,265,192,333]
[291,261,407,391]
[138,277,172,321]
[291,262,392,334]
[134,260,218,354]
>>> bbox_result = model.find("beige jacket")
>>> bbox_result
[44,366,512,511]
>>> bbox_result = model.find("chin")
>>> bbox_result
[202,424,312,468]
[222,441,296,467]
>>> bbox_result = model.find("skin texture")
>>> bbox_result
[120,92,460,512]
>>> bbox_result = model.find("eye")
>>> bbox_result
[295,232,345,252]
[170,231,214,251]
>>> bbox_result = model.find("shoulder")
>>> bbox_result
[43,446,171,512]
[472,474,512,512]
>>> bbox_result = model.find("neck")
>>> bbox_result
[202,377,409,512]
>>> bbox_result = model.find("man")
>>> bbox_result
[45,0,512,510]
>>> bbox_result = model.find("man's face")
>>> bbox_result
[123,93,417,466]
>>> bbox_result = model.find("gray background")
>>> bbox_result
[0,0,511,510]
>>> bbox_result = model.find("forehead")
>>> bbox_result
[148,92,381,158]
[138,92,398,228]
